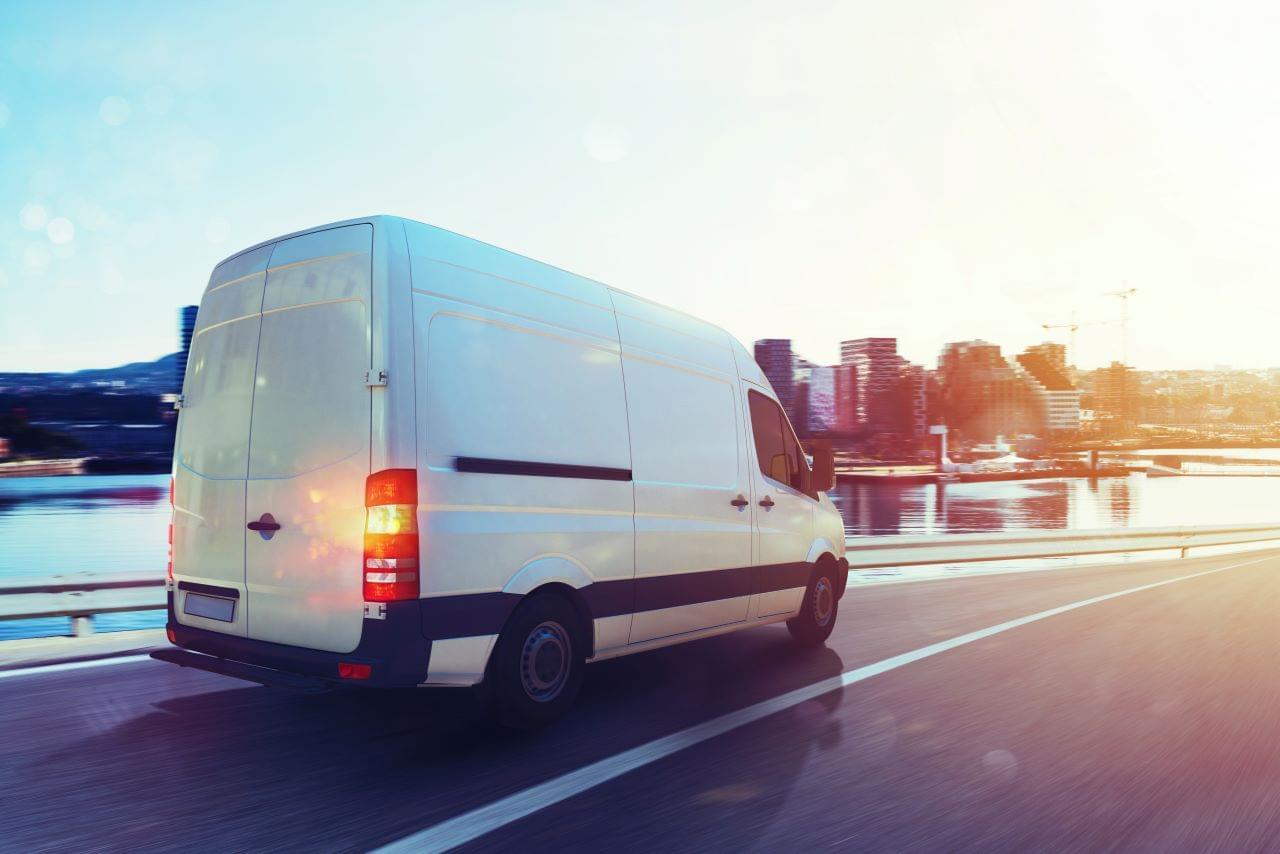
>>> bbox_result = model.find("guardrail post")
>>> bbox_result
[71,615,94,637]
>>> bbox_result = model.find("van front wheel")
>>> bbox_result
[787,565,839,647]
[487,592,585,728]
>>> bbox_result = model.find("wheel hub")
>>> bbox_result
[813,577,834,626]
[520,621,571,703]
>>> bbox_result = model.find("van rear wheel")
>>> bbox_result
[487,592,585,728]
[787,565,838,647]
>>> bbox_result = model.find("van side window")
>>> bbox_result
[748,391,788,485]
[781,421,811,495]
[748,390,813,496]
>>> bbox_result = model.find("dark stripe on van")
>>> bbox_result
[454,456,632,482]
[419,560,817,641]
[178,580,241,600]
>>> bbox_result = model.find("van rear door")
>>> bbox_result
[172,245,272,637]
[243,224,373,653]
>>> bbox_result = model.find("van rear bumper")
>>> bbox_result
[163,594,433,688]
[151,647,334,692]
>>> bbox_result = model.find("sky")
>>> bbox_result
[3,0,1280,372]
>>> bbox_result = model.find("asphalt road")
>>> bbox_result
[3,549,1280,852]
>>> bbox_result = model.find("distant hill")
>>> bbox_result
[0,353,181,395]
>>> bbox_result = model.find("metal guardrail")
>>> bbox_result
[0,572,164,636]
[843,523,1280,569]
[4,523,1280,636]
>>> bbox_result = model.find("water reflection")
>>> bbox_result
[831,473,1278,537]
[0,483,167,515]
[1099,476,1133,528]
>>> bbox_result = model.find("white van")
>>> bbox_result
[154,216,849,725]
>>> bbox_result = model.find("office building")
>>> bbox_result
[1091,361,1140,427]
[806,362,862,436]
[841,337,899,432]
[177,305,198,390]
[1016,345,1081,433]
[897,363,929,438]
[754,339,800,427]
[937,340,1044,441]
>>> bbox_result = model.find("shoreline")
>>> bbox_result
[1067,441,1280,452]
[838,466,1133,485]
[0,456,172,478]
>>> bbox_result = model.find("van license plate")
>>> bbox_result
[184,592,235,622]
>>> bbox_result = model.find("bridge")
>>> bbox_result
[3,528,1280,849]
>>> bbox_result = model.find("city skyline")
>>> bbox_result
[12,308,1280,379]
[8,3,1280,372]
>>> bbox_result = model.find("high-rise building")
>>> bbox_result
[937,340,1044,442]
[177,305,198,390]
[791,355,816,434]
[1023,341,1068,373]
[804,362,862,438]
[1016,345,1081,433]
[897,363,929,438]
[1091,361,1140,428]
[754,339,799,426]
[841,337,899,432]
[807,365,837,434]
[834,363,858,434]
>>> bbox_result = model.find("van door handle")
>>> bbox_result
[247,514,282,532]
[759,496,775,509]
[730,494,749,508]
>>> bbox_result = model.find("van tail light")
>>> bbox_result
[166,476,174,587]
[363,469,418,602]
[339,662,372,680]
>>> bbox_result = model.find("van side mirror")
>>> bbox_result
[809,440,836,493]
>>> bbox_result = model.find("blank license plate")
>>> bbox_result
[184,592,236,622]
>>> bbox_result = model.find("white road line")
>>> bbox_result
[0,653,155,680]
[377,553,1275,853]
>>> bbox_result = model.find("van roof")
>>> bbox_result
[211,215,767,386]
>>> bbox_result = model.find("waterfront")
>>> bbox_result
[0,474,169,639]
[3,471,1280,639]
[830,473,1280,536]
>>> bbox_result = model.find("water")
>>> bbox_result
[4,471,1280,639]
[0,474,169,640]
[829,475,1280,536]
[1135,447,1280,461]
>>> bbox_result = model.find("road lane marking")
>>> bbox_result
[377,553,1275,853]
[0,653,155,680]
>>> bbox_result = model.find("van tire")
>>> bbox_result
[487,592,585,729]
[787,564,839,647]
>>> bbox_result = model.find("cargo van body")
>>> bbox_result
[162,216,848,708]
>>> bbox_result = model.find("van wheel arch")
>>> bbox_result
[483,588,588,728]
[814,552,848,600]
[515,582,595,659]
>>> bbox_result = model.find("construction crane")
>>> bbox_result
[1042,318,1080,365]
[1106,288,1137,366]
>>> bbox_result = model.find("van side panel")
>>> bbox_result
[610,290,755,643]
[422,314,630,470]
[405,223,636,682]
